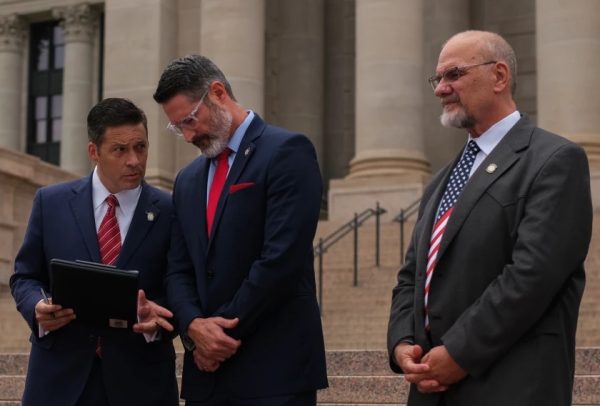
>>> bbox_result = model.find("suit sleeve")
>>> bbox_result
[387,229,418,373]
[165,181,206,334]
[9,190,48,336]
[442,143,592,377]
[214,134,322,339]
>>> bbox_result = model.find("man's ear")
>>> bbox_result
[493,61,510,93]
[210,81,228,103]
[88,141,98,163]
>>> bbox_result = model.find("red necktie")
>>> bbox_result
[98,194,121,265]
[206,149,231,236]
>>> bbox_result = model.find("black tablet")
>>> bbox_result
[49,258,139,329]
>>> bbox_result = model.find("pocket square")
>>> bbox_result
[229,182,256,194]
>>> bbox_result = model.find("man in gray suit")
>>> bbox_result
[387,30,592,406]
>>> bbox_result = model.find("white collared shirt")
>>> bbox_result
[467,110,521,175]
[92,167,142,241]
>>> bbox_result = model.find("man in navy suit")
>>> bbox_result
[153,55,327,405]
[10,98,179,405]
[387,31,592,406]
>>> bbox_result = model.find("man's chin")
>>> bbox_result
[440,112,459,128]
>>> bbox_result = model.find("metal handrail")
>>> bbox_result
[314,202,387,314]
[393,197,422,264]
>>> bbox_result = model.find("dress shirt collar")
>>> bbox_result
[92,166,142,218]
[227,110,254,155]
[468,110,521,155]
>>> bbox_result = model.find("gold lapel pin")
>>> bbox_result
[485,164,498,174]
[146,211,155,222]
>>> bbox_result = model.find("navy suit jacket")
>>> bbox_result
[387,117,593,406]
[167,114,328,401]
[10,176,178,406]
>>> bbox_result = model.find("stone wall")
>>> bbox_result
[0,147,76,285]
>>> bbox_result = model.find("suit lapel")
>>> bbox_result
[69,176,101,263]
[117,183,161,267]
[415,162,455,276]
[189,158,211,255]
[436,117,532,261]
[207,115,266,249]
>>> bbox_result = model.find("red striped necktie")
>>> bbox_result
[206,148,231,236]
[98,194,121,265]
[424,140,480,329]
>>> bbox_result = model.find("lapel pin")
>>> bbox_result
[485,164,498,174]
[244,147,251,157]
[146,211,155,222]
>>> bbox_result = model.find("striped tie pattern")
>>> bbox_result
[424,140,480,329]
[98,194,121,265]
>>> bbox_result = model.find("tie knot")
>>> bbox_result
[216,148,231,162]
[106,194,119,208]
[467,140,480,155]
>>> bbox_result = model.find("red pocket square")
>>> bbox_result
[229,182,256,194]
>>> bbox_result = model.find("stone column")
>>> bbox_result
[53,3,98,175]
[328,0,429,219]
[350,0,428,178]
[104,0,178,189]
[323,0,355,187]
[0,15,25,151]
[200,0,265,115]
[537,1,600,157]
[536,0,600,207]
[265,0,324,164]
[423,0,470,172]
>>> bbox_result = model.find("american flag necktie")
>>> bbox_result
[424,140,480,329]
[97,194,121,265]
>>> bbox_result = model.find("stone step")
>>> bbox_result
[1,350,600,404]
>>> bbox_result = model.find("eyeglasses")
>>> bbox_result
[427,61,496,91]
[166,89,209,136]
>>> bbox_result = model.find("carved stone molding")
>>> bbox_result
[52,3,99,43]
[0,14,25,53]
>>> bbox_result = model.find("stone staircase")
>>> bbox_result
[1,209,600,404]
[315,219,409,350]
[0,349,599,405]
[0,286,30,353]
[577,213,600,346]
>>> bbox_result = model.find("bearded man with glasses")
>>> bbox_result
[153,55,327,405]
[387,30,592,406]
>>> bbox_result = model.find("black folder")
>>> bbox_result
[49,258,139,329]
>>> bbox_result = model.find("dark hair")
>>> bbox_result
[87,98,148,145]
[153,54,236,103]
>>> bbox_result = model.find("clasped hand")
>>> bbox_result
[188,317,241,373]
[394,343,467,393]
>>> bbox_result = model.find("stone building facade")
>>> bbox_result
[1,0,600,283]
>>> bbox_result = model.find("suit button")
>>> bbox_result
[207,270,215,280]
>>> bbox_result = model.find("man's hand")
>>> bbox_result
[192,348,221,372]
[133,289,174,334]
[394,343,448,393]
[35,299,75,333]
[187,317,241,371]
[421,345,467,387]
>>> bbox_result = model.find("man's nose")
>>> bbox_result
[125,150,140,166]
[434,80,451,97]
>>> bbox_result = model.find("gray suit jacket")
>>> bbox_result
[387,117,592,406]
